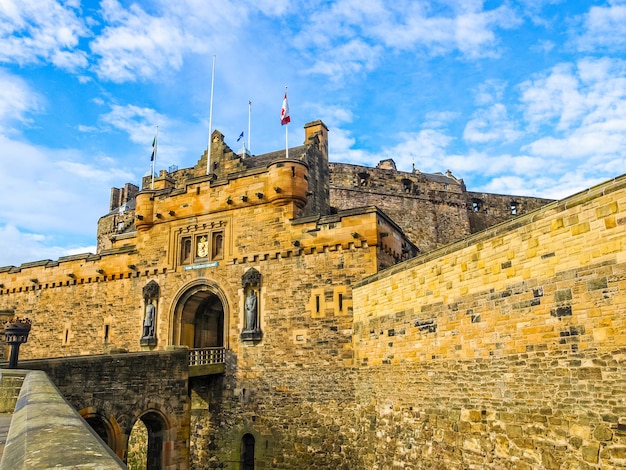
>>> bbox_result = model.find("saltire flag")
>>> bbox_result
[151,136,157,161]
[237,131,244,142]
[280,92,290,125]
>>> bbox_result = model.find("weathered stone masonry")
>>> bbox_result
[352,176,626,469]
[3,118,624,469]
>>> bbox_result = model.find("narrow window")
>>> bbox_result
[510,201,518,215]
[181,237,192,264]
[401,179,412,193]
[472,199,482,212]
[104,324,110,343]
[212,232,224,259]
[338,293,343,312]
[315,295,320,314]
[64,329,69,345]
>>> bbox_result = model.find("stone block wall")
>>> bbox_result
[329,162,553,253]
[350,350,626,469]
[17,349,190,469]
[350,175,626,468]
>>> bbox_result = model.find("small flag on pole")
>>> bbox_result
[237,131,244,142]
[280,92,290,125]
[151,136,157,161]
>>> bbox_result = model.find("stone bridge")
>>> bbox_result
[14,347,225,469]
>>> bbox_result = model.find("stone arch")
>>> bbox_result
[241,433,256,470]
[126,408,173,470]
[169,278,230,349]
[79,407,124,459]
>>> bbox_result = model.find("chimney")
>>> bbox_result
[304,120,329,152]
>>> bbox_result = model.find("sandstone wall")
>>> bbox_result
[18,349,190,469]
[351,175,626,468]
[329,163,554,254]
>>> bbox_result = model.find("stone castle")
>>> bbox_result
[1,120,625,469]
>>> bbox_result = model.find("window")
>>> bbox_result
[180,227,227,265]
[401,179,412,193]
[510,201,518,215]
[181,237,192,264]
[357,172,370,187]
[472,199,482,212]
[212,232,224,259]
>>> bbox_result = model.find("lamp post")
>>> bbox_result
[4,318,32,369]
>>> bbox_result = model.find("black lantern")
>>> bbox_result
[5,318,32,369]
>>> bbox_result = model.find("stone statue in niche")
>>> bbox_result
[141,280,159,345]
[241,268,262,341]
[142,299,156,339]
[244,290,258,332]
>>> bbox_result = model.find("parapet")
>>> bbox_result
[0,369,126,469]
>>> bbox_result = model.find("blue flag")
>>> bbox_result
[237,131,244,142]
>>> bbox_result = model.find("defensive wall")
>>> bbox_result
[0,117,617,469]
[329,160,552,252]
[0,369,126,469]
[350,174,626,469]
[17,349,190,469]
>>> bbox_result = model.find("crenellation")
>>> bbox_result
[3,119,626,468]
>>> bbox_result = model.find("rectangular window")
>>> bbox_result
[181,237,192,264]
[212,231,224,260]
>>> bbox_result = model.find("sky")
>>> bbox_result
[1,0,626,267]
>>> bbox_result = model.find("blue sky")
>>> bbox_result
[1,0,626,267]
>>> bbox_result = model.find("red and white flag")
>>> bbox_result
[280,92,290,125]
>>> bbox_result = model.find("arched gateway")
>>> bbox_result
[169,279,229,349]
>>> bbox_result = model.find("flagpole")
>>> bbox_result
[151,125,158,190]
[248,100,252,153]
[285,86,289,159]
[206,55,216,175]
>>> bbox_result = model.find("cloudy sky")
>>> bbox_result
[1,0,625,267]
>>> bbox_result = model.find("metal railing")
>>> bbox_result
[189,347,225,367]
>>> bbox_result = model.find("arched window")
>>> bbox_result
[181,237,192,264]
[241,433,255,470]
[212,232,223,259]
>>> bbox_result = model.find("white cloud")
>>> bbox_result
[0,134,133,252]
[574,2,626,51]
[0,224,95,268]
[463,103,521,144]
[100,104,166,144]
[0,0,88,70]
[294,0,521,81]
[519,62,586,131]
[0,69,42,132]
[91,0,248,82]
[423,111,461,129]
[98,102,205,167]
[520,57,626,163]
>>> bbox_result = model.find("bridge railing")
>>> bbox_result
[189,347,225,367]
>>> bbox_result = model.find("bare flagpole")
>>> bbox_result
[206,55,216,175]
[248,100,252,153]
